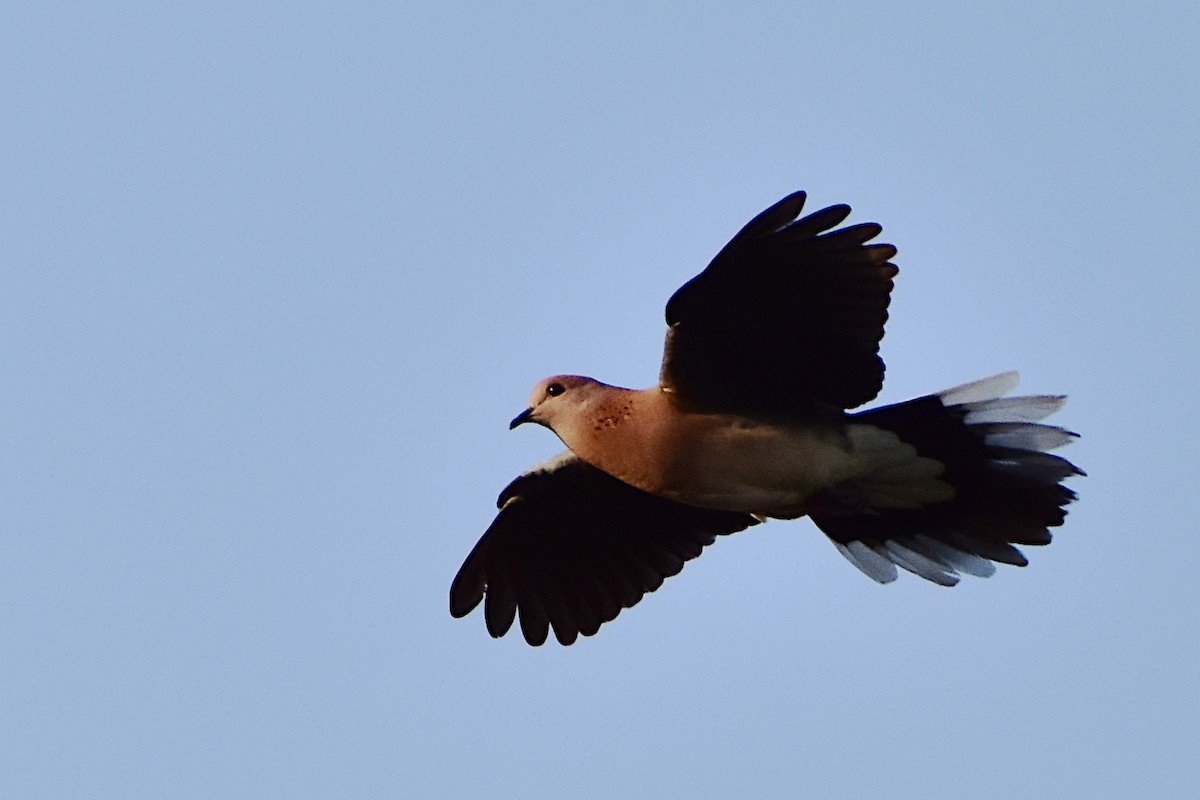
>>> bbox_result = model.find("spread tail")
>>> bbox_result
[811,372,1084,585]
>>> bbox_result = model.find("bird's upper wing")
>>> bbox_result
[661,191,899,418]
[450,453,759,646]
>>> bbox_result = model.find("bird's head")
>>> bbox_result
[510,375,606,432]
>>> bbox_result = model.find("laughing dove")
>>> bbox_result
[451,191,1082,646]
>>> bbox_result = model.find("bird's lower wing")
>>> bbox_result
[450,453,759,646]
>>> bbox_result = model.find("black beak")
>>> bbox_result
[509,407,535,430]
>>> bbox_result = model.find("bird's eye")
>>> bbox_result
[546,382,565,397]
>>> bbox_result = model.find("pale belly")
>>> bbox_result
[570,401,953,519]
[658,424,831,512]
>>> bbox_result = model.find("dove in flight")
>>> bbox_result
[450,191,1082,646]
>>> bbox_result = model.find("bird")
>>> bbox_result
[450,191,1083,646]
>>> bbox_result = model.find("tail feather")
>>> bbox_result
[812,372,1083,585]
[960,394,1065,424]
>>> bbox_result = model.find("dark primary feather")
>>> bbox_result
[661,191,898,418]
[450,454,758,646]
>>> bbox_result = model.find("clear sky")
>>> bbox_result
[2,2,1197,798]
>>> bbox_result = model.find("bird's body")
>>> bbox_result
[526,377,950,518]
[451,191,1083,646]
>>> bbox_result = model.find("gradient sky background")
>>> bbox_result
[3,2,1197,798]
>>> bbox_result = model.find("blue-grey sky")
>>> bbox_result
[3,2,1197,798]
